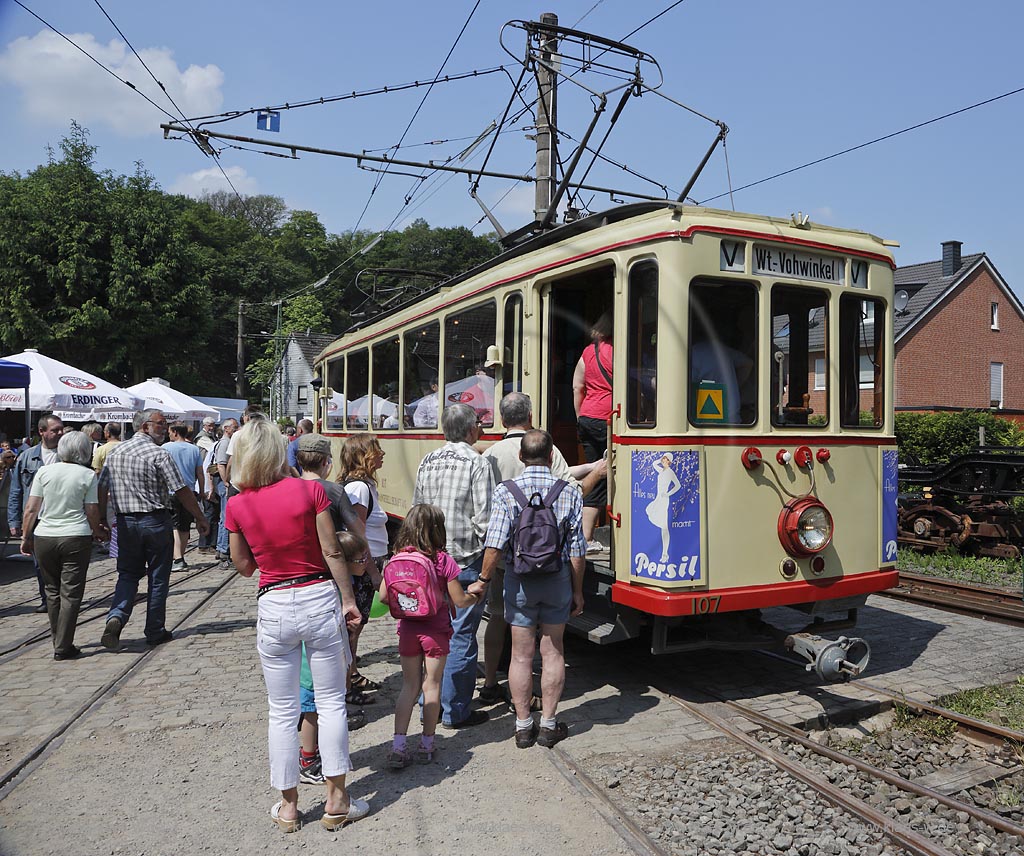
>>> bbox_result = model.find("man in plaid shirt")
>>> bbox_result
[471,429,586,750]
[99,409,209,650]
[412,402,494,729]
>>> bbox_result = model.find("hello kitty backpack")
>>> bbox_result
[382,547,445,620]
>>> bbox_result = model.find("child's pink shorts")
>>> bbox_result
[397,620,452,659]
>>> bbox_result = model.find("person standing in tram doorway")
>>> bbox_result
[572,312,612,555]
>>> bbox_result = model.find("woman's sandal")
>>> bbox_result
[350,672,380,691]
[346,689,375,706]
[320,796,371,831]
[271,800,300,833]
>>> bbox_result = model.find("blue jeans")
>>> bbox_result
[108,511,174,641]
[441,555,486,726]
[216,480,230,555]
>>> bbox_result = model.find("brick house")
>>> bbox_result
[895,241,1024,415]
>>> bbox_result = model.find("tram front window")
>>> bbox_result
[840,296,884,428]
[771,287,829,427]
[688,281,757,426]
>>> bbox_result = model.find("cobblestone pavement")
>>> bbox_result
[0,543,1022,855]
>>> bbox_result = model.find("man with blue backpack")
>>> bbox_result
[471,429,586,749]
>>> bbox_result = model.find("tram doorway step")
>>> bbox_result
[567,610,640,644]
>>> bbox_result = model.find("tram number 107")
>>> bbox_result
[691,596,721,615]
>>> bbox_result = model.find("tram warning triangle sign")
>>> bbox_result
[694,383,726,422]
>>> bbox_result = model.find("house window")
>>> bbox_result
[991,362,1004,409]
[297,385,308,405]
[991,302,1000,331]
[813,358,825,391]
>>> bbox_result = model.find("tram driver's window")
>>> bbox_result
[840,295,884,428]
[444,301,497,428]
[771,287,828,427]
[371,336,400,429]
[688,281,757,426]
[403,322,440,429]
[627,261,658,427]
[346,349,369,430]
[503,294,524,394]
[325,355,344,431]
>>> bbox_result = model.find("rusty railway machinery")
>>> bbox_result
[652,684,1024,856]
[881,572,1024,628]
[898,447,1024,558]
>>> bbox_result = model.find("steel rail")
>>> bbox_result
[880,573,1024,627]
[0,559,224,663]
[719,696,1024,839]
[657,691,959,856]
[0,567,238,798]
[547,746,671,856]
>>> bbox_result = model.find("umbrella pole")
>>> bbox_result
[23,387,30,441]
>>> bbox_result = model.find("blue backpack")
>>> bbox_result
[502,479,569,575]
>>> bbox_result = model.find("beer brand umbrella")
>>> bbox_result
[0,349,143,421]
[324,392,346,430]
[127,380,220,421]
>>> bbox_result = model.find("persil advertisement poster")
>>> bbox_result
[630,450,701,582]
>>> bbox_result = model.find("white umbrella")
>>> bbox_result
[0,349,143,421]
[324,392,346,431]
[443,374,494,416]
[347,394,398,428]
[127,380,220,421]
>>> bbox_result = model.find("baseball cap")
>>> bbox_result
[296,433,331,455]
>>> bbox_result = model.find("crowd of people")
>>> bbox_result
[8,336,613,832]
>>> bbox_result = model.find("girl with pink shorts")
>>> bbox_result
[378,504,479,767]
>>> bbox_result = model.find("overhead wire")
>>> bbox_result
[698,84,1024,205]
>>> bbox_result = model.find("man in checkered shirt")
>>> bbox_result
[471,428,586,750]
[412,402,494,729]
[99,409,209,651]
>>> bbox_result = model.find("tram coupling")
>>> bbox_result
[784,633,871,683]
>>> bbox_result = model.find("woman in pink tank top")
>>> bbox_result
[572,312,612,551]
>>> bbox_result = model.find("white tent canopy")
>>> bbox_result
[127,379,220,421]
[324,392,346,431]
[0,349,144,421]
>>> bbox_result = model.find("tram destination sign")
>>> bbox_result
[753,245,845,285]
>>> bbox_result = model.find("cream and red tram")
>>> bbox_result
[315,201,899,679]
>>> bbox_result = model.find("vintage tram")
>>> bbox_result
[313,201,900,679]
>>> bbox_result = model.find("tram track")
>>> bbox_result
[0,566,239,799]
[880,573,1024,628]
[0,555,225,662]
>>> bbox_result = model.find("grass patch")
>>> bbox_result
[898,548,1024,590]
[892,702,958,741]
[940,676,1024,731]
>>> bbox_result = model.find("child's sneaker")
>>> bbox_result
[299,753,325,784]
[414,744,435,764]
[387,749,411,769]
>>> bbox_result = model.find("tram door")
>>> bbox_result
[541,265,616,467]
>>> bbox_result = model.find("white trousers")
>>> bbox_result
[256,581,351,790]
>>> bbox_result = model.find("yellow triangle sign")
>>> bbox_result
[695,386,725,421]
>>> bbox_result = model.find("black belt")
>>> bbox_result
[257,573,331,599]
[119,510,169,516]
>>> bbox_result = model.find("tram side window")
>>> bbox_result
[371,336,401,429]
[404,322,440,429]
[688,280,758,426]
[346,349,369,430]
[503,294,524,394]
[771,287,828,427]
[444,302,497,427]
[325,355,344,431]
[840,296,884,428]
[627,261,658,427]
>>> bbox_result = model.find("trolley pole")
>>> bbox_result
[534,12,559,223]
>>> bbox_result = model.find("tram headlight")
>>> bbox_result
[778,498,834,558]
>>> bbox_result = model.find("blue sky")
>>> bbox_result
[1,1,1022,295]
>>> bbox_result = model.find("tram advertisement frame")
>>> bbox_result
[881,448,899,565]
[630,450,702,582]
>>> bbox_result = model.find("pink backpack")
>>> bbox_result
[383,548,446,620]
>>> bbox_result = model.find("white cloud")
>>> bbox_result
[169,165,258,197]
[0,30,223,136]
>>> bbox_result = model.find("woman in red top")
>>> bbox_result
[225,419,369,833]
[572,312,612,551]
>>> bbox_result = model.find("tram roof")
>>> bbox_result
[325,201,894,357]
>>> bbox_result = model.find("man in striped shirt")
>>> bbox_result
[472,429,586,750]
[99,409,209,650]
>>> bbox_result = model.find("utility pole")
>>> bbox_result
[236,300,247,400]
[534,12,558,223]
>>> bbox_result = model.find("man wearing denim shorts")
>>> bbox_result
[471,429,585,749]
